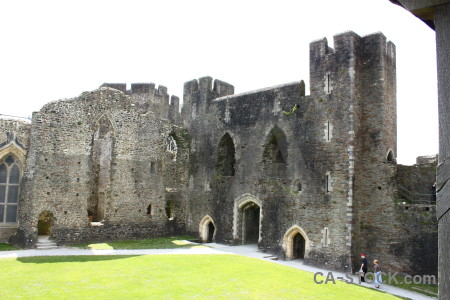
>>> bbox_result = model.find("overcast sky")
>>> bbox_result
[0,0,438,165]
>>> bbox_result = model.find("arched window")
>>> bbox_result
[216,133,236,176]
[387,150,395,163]
[167,135,178,153]
[0,155,20,223]
[262,126,288,164]
[262,126,288,177]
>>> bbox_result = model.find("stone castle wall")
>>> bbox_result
[0,31,438,276]
[11,87,189,247]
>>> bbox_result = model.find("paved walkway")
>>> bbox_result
[0,242,436,300]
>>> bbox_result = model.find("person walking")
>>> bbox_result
[374,259,382,288]
[360,254,368,282]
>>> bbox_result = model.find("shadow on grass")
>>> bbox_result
[17,255,140,264]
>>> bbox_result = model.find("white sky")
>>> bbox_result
[0,0,438,165]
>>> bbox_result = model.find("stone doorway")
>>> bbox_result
[233,194,262,245]
[242,202,260,244]
[37,211,54,236]
[199,215,216,243]
[282,225,310,260]
[293,232,305,259]
[207,222,215,243]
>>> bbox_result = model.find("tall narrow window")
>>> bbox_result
[324,72,332,94]
[322,227,330,247]
[89,115,114,222]
[216,133,236,176]
[327,73,330,93]
[165,199,175,220]
[324,121,333,142]
[325,171,332,193]
[147,204,153,215]
[0,155,20,223]
[166,135,179,161]
[167,136,178,153]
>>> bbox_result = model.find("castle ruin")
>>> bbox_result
[0,31,437,275]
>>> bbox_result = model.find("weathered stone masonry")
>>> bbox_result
[0,31,437,276]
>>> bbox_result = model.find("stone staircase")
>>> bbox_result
[36,235,58,250]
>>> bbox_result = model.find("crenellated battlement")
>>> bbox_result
[309,31,396,97]
[181,77,234,123]
[183,77,234,99]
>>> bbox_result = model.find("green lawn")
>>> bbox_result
[0,243,19,251]
[0,254,401,299]
[69,235,196,250]
[373,273,438,298]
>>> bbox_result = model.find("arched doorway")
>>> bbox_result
[199,215,216,243]
[293,233,306,259]
[282,225,310,260]
[233,194,263,245]
[207,222,215,243]
[242,202,260,244]
[37,211,54,236]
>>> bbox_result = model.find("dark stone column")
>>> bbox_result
[436,3,450,299]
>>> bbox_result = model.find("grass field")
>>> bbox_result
[0,243,19,251]
[375,273,438,298]
[0,254,401,299]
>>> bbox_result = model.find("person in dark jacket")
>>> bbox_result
[360,253,368,282]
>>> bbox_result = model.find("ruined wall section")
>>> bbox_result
[180,77,235,238]
[397,159,437,203]
[394,159,438,275]
[159,125,190,234]
[101,83,181,125]
[13,87,184,247]
[0,118,30,242]
[184,67,356,271]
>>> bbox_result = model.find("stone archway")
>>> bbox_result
[242,202,260,244]
[233,194,263,244]
[207,222,215,243]
[37,211,55,236]
[293,233,306,259]
[282,225,310,259]
[199,215,216,243]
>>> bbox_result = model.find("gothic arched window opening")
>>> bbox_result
[262,127,288,177]
[0,154,20,223]
[167,135,178,153]
[387,150,395,163]
[216,133,236,176]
